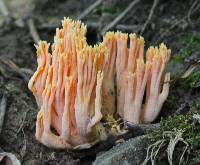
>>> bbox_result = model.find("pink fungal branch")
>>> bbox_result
[29,18,106,149]
[113,32,171,124]
[142,44,171,123]
[102,32,117,115]
[28,18,171,149]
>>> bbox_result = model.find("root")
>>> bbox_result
[142,130,189,165]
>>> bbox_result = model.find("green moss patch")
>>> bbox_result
[144,114,200,164]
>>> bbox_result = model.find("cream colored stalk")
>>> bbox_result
[142,43,171,123]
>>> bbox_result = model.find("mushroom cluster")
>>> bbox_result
[28,18,171,149]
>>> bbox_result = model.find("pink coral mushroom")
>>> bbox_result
[28,18,171,149]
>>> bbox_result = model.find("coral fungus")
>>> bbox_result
[28,17,171,149]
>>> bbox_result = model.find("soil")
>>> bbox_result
[0,0,200,164]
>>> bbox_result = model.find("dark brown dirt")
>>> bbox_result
[0,0,200,164]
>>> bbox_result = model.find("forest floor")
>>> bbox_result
[0,0,200,164]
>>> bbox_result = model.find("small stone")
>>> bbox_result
[93,135,149,165]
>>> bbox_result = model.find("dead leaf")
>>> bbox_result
[181,60,200,78]
[0,152,21,165]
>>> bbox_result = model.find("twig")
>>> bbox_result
[0,94,7,134]
[157,16,186,43]
[193,1,200,12]
[181,60,200,78]
[187,0,199,24]
[77,0,103,20]
[27,18,40,43]
[116,24,141,32]
[101,0,140,35]
[0,59,30,84]
[20,128,27,159]
[0,0,9,17]
[38,22,141,33]
[157,0,200,42]
[17,111,28,133]
[125,122,160,129]
[0,0,11,24]
[140,0,159,35]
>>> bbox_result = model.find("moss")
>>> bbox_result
[178,71,200,89]
[147,114,200,164]
[151,115,192,141]
[103,114,123,136]
[166,91,179,106]
[174,34,200,62]
[169,34,200,88]
[89,123,108,142]
[190,101,200,114]
[168,34,200,76]
[184,70,200,88]
[180,34,200,48]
